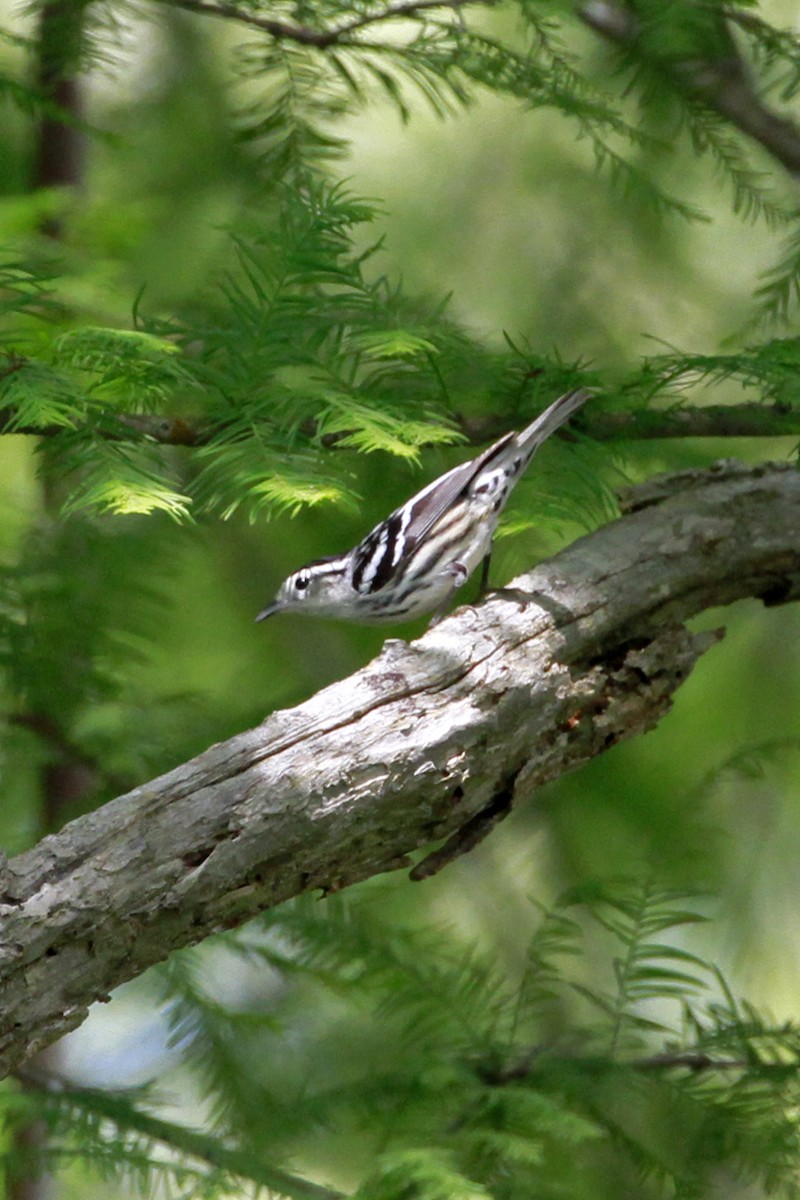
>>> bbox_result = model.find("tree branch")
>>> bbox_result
[158,0,476,47]
[0,460,799,1080]
[476,1049,758,1086]
[578,1,800,177]
[16,1066,344,1200]
[150,0,800,180]
[2,401,799,448]
[13,1046,758,1196]
[464,402,800,444]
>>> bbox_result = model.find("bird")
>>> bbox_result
[256,387,590,627]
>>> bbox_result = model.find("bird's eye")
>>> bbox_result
[295,573,310,592]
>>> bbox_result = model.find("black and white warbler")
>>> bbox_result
[257,387,590,626]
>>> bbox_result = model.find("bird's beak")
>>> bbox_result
[255,603,280,622]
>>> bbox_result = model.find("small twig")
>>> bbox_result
[2,402,800,449]
[633,1051,749,1072]
[0,407,203,445]
[578,0,800,178]
[476,1048,769,1086]
[8,712,133,801]
[162,0,476,47]
[466,402,800,444]
[410,772,517,880]
[14,1066,344,1200]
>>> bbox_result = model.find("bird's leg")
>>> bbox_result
[480,548,530,612]
[427,561,468,627]
[476,551,492,600]
[478,539,531,611]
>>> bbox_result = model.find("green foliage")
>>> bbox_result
[726,10,800,103]
[0,175,604,526]
[6,881,800,1198]
[564,878,710,1052]
[2,1,800,1198]
[1,177,604,525]
[51,328,185,408]
[236,39,353,177]
[753,216,800,327]
[622,338,800,406]
[0,512,216,842]
[0,186,459,520]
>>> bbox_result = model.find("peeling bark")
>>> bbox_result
[0,459,799,1080]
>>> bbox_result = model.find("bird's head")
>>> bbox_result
[255,556,349,621]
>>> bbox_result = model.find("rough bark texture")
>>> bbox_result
[1,459,799,1081]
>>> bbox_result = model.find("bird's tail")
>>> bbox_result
[516,387,591,458]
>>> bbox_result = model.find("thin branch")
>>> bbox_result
[410,770,516,879]
[0,408,203,445]
[578,1,800,177]
[464,402,800,444]
[475,1049,760,1086]
[15,1067,344,1200]
[634,1051,749,1072]
[0,461,799,1080]
[160,0,476,47]
[2,402,800,449]
[8,712,133,802]
[156,0,800,178]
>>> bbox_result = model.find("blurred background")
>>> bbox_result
[1,0,800,1195]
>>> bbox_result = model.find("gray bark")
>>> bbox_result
[0,459,799,1081]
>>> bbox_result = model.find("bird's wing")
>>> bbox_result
[400,387,590,548]
[351,433,515,594]
[399,432,517,552]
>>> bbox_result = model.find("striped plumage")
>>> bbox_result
[256,388,590,626]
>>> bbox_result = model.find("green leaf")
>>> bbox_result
[355,1149,490,1200]
[0,361,82,429]
[52,327,188,409]
[316,397,460,460]
[349,330,440,359]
